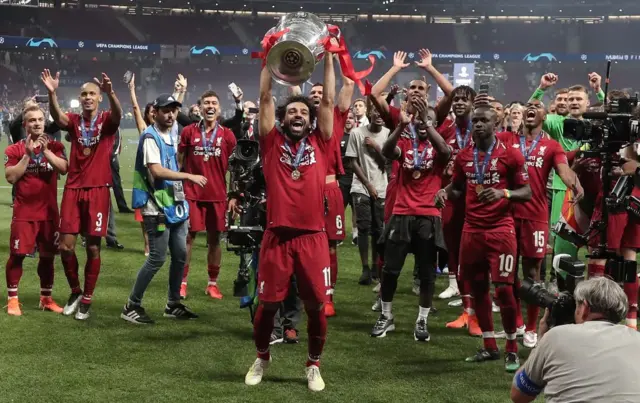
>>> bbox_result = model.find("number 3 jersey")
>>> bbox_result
[4,139,66,221]
[451,139,529,232]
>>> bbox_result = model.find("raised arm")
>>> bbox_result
[94,73,122,126]
[415,49,454,96]
[41,69,69,129]
[172,74,187,104]
[259,67,275,136]
[317,53,335,140]
[337,69,355,113]
[371,51,410,116]
[128,74,147,135]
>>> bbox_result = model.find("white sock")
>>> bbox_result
[381,301,393,318]
[448,275,457,288]
[208,281,217,286]
[352,228,358,238]
[418,306,430,321]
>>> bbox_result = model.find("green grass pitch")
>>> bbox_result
[0,129,524,403]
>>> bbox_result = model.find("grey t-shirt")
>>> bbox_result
[516,321,640,403]
[345,125,390,199]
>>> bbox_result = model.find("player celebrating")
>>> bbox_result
[41,69,122,320]
[508,100,583,348]
[371,101,450,341]
[436,106,531,373]
[292,70,354,317]
[179,90,237,300]
[243,54,335,392]
[4,105,68,315]
[436,86,485,337]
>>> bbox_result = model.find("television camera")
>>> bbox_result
[540,62,640,326]
[226,140,265,316]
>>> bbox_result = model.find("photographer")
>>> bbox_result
[511,277,640,403]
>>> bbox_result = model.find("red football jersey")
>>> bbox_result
[64,111,118,189]
[393,136,446,217]
[440,118,477,187]
[452,139,529,232]
[325,107,349,176]
[509,134,567,222]
[179,122,237,202]
[5,139,66,221]
[259,126,328,231]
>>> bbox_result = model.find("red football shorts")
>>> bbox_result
[324,181,346,241]
[59,187,110,237]
[515,218,549,259]
[384,178,398,224]
[589,208,640,250]
[443,200,465,275]
[459,229,518,284]
[258,229,331,304]
[10,220,59,256]
[187,200,227,233]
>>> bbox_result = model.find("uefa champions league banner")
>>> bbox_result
[453,63,475,88]
[1,35,639,62]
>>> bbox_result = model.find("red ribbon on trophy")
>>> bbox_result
[321,24,375,96]
[251,28,291,67]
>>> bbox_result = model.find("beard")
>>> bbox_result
[282,122,308,141]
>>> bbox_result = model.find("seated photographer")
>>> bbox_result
[510,277,640,403]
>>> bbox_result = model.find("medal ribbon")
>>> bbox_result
[200,122,219,154]
[251,28,291,68]
[282,135,307,172]
[519,132,543,159]
[473,139,497,186]
[455,120,472,149]
[80,115,98,147]
[409,124,430,171]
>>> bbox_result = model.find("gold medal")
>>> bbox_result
[476,184,484,194]
[83,147,91,156]
[291,169,301,181]
[412,170,421,179]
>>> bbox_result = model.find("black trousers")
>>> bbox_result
[111,155,129,212]
[272,276,302,335]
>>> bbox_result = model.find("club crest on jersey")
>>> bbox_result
[403,147,434,171]
[466,161,473,167]
[490,158,499,170]
[194,138,201,143]
[538,145,547,156]
[279,143,317,168]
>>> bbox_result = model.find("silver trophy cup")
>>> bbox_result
[265,12,330,86]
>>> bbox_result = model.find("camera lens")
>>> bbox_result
[519,279,557,308]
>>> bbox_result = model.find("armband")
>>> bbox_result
[514,370,543,397]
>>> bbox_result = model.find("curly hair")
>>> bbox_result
[452,85,477,102]
[275,95,317,125]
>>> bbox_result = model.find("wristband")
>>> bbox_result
[503,189,511,199]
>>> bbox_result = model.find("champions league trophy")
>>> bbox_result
[264,12,334,86]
